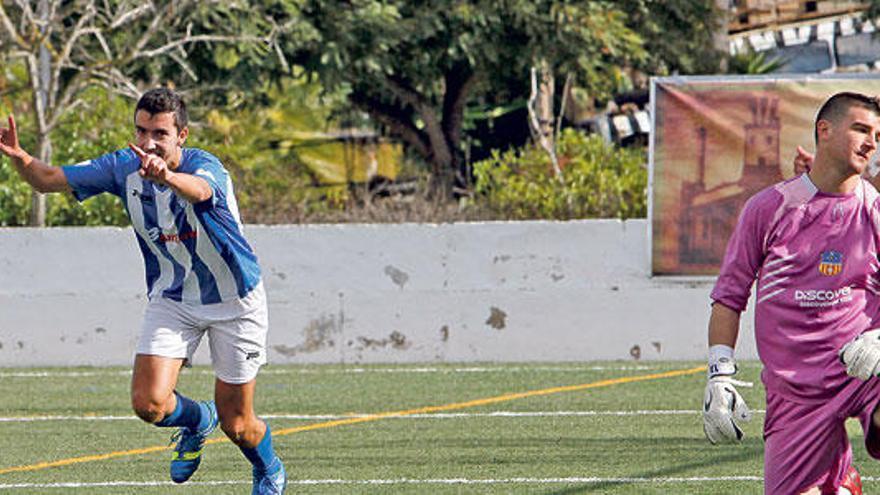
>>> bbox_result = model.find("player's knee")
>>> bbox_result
[219,417,251,445]
[131,394,165,424]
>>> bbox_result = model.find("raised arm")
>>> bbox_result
[0,116,71,193]
[128,142,212,204]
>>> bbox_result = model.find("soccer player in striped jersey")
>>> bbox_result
[704,92,880,495]
[0,88,286,494]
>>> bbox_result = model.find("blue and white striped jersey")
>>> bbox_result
[62,148,261,305]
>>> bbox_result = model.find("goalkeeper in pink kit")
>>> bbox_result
[704,92,880,494]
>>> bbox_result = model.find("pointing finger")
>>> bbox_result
[8,115,16,135]
[128,142,147,159]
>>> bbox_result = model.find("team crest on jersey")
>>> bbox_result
[818,250,843,276]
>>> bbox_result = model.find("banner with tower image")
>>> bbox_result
[650,75,880,276]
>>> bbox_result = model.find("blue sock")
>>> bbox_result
[241,422,280,473]
[155,391,204,429]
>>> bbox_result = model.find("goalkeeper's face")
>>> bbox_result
[133,110,189,169]
[818,106,880,177]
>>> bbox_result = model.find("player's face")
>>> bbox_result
[133,110,188,168]
[828,106,880,175]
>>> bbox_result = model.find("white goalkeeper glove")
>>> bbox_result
[703,345,752,445]
[840,328,880,380]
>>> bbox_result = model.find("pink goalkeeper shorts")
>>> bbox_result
[763,377,880,494]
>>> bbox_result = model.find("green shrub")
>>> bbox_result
[471,130,647,219]
[0,163,30,226]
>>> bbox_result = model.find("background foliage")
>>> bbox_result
[471,130,646,220]
[0,86,131,226]
[7,0,854,226]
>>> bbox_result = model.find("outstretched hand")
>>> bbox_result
[0,115,25,160]
[129,142,172,185]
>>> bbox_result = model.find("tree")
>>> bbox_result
[616,0,723,76]
[0,0,279,225]
[262,1,733,196]
[275,1,649,196]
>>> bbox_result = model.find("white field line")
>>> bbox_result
[12,475,880,489]
[0,365,704,378]
[0,477,762,489]
[0,409,768,422]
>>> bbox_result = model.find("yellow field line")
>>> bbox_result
[270,365,705,436]
[0,365,704,475]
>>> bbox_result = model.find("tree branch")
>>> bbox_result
[110,3,153,29]
[370,111,431,160]
[441,63,476,154]
[383,75,427,109]
[0,3,30,50]
[24,53,49,132]
[50,98,87,132]
[128,2,167,58]
[43,0,61,39]
[89,68,140,99]
[350,92,431,159]
[47,72,88,131]
[555,72,572,139]
[51,2,98,110]
[93,30,113,59]
[272,39,290,73]
[134,33,267,60]
[12,0,35,35]
[527,66,563,180]
[6,49,30,59]
[383,75,451,169]
[169,51,199,81]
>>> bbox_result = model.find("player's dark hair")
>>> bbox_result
[814,92,880,144]
[135,88,188,131]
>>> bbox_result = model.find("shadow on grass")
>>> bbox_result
[539,438,763,495]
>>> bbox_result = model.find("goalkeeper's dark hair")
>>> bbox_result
[814,92,880,144]
[135,88,188,131]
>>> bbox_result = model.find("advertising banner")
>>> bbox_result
[650,75,880,276]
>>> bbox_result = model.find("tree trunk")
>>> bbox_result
[29,0,51,227]
[714,0,730,72]
[427,148,455,199]
[29,132,52,226]
[418,111,456,198]
[527,64,562,180]
[29,187,46,227]
[536,58,555,144]
[442,65,476,194]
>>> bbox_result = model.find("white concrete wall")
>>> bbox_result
[0,221,758,366]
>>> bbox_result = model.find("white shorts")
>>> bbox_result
[137,283,269,384]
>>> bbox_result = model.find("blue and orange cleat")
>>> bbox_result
[169,400,219,483]
[252,458,287,494]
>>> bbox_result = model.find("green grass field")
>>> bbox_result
[0,361,876,494]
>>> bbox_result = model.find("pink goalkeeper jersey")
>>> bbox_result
[712,174,880,403]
